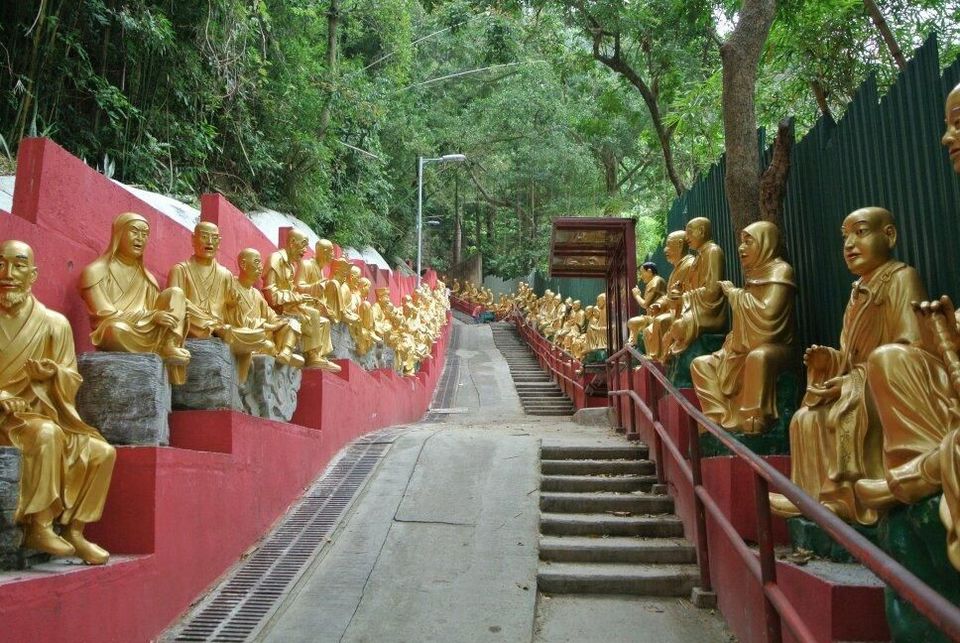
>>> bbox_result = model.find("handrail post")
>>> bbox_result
[754,475,782,643]
[687,413,713,594]
[627,362,637,437]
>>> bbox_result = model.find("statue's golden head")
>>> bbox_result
[685,217,712,250]
[375,286,391,302]
[316,239,335,263]
[193,222,221,260]
[238,248,264,282]
[943,82,960,174]
[664,230,688,265]
[358,277,372,296]
[285,229,309,261]
[841,207,896,277]
[0,240,37,309]
[109,212,150,262]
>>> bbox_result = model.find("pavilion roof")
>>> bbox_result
[548,217,633,278]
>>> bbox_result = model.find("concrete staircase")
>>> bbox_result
[491,323,574,416]
[537,444,700,596]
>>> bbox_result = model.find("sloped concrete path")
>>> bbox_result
[254,321,732,642]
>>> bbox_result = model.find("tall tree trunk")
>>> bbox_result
[453,174,462,265]
[475,202,483,257]
[486,204,495,249]
[758,118,794,232]
[810,78,834,121]
[600,145,618,194]
[720,0,776,232]
[318,0,340,136]
[863,0,906,70]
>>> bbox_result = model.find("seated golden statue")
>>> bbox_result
[839,86,960,570]
[1,240,116,564]
[627,262,668,345]
[224,249,305,379]
[297,239,343,323]
[770,207,927,525]
[690,222,796,434]
[79,213,190,384]
[642,230,695,362]
[584,294,608,353]
[169,222,288,382]
[263,230,340,372]
[351,277,382,356]
[665,217,727,356]
[555,300,585,347]
[327,258,361,326]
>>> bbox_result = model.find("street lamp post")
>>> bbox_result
[417,153,466,285]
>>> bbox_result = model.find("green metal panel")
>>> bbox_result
[659,36,960,350]
[528,270,606,305]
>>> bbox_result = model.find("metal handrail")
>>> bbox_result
[513,318,586,396]
[605,344,960,642]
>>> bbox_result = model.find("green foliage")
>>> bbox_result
[1,0,956,276]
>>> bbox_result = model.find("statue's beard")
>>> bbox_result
[0,290,28,310]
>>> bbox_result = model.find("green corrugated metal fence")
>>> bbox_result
[656,35,960,350]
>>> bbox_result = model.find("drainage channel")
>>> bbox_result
[163,433,397,643]
[423,323,462,423]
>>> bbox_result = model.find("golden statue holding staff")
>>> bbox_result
[770,207,927,525]
[642,230,694,362]
[79,213,190,384]
[665,216,726,356]
[690,222,796,434]
[1,240,116,564]
[626,262,667,346]
[263,230,340,372]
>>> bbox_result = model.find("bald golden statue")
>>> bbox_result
[169,223,286,382]
[665,217,726,356]
[79,213,190,384]
[223,249,305,379]
[584,293,609,353]
[297,239,344,323]
[1,240,116,564]
[691,222,796,434]
[642,230,695,362]
[837,85,960,570]
[626,262,667,346]
[770,207,927,525]
[263,230,340,372]
[351,277,382,356]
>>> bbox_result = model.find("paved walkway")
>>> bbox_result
[254,321,732,642]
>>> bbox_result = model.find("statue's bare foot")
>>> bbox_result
[276,349,305,369]
[305,353,341,373]
[768,492,801,518]
[854,477,899,510]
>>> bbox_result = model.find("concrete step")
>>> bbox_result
[540,445,649,461]
[540,512,684,537]
[540,492,674,515]
[541,475,657,493]
[537,562,699,596]
[541,459,655,476]
[538,536,697,564]
[521,396,571,404]
[526,409,574,417]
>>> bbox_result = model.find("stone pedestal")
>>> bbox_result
[666,333,725,389]
[172,339,241,412]
[77,352,171,445]
[238,355,302,421]
[0,448,22,569]
[330,322,383,370]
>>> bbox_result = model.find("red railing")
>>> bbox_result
[606,344,960,643]
[512,316,587,403]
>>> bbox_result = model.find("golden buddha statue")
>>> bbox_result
[626,262,668,345]
[351,277,382,356]
[224,249,305,380]
[837,85,960,569]
[371,287,397,340]
[665,217,727,356]
[169,222,286,382]
[1,240,116,564]
[690,222,796,433]
[642,230,695,362]
[555,300,585,347]
[328,258,361,326]
[584,294,608,352]
[79,213,190,384]
[297,239,343,323]
[263,230,340,372]
[769,207,927,525]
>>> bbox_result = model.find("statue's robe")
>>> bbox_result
[669,240,727,354]
[0,296,115,524]
[775,260,926,525]
[691,248,796,432]
[297,258,344,323]
[643,255,695,361]
[627,275,668,344]
[263,250,333,358]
